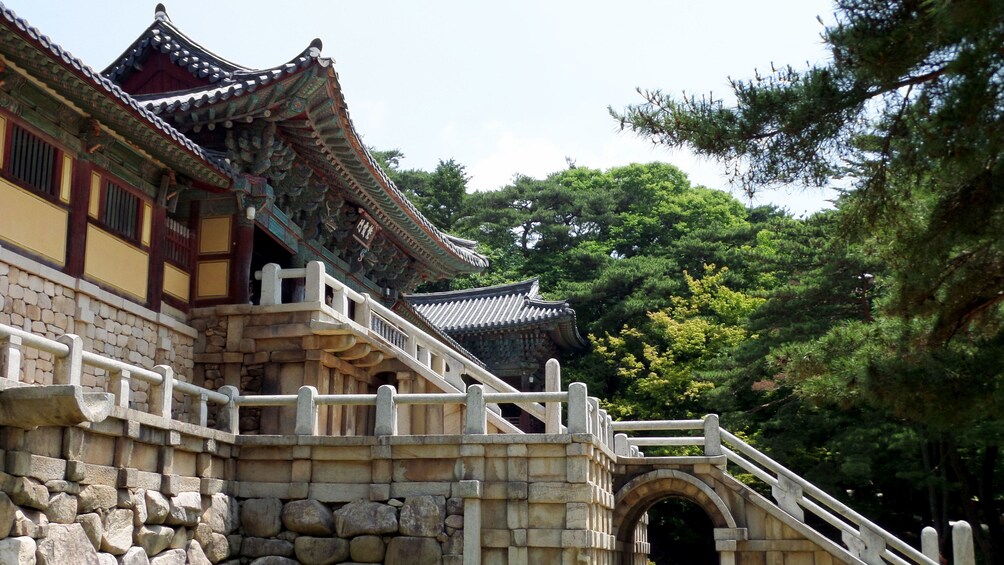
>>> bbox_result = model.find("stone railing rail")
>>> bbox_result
[255,262,557,428]
[0,322,229,426]
[0,320,619,451]
[611,420,964,565]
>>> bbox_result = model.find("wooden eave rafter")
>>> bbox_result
[141,62,487,279]
[0,5,231,190]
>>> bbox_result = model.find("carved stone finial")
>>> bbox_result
[154,3,169,22]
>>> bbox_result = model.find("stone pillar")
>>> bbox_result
[412,377,427,435]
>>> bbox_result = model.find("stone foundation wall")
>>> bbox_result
[0,248,196,414]
[237,496,464,564]
[0,407,236,565]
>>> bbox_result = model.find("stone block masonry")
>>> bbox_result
[0,401,619,564]
[0,248,196,415]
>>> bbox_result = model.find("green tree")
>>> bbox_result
[614,0,1004,558]
[585,266,763,420]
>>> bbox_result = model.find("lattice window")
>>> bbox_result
[165,217,194,268]
[102,180,141,241]
[9,124,57,195]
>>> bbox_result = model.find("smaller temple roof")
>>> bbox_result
[406,280,589,351]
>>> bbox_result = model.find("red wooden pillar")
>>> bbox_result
[66,160,92,277]
[231,214,254,305]
[146,204,166,311]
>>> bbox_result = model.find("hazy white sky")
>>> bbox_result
[9,0,838,215]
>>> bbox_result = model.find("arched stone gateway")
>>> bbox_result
[613,469,741,565]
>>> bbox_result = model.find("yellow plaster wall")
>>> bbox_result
[163,262,190,302]
[199,216,231,254]
[88,172,100,218]
[196,260,229,299]
[59,155,72,203]
[0,177,67,265]
[84,225,148,302]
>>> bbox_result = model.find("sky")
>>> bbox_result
[8,0,839,216]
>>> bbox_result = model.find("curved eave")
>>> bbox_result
[0,4,231,188]
[141,61,486,278]
[448,315,589,353]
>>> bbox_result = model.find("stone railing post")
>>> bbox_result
[588,397,600,436]
[417,346,431,368]
[1,334,23,382]
[330,284,348,315]
[218,385,240,434]
[54,333,83,386]
[375,384,397,436]
[195,393,209,427]
[305,261,326,304]
[354,294,372,328]
[295,385,318,435]
[771,473,805,522]
[567,382,589,434]
[615,433,631,456]
[703,414,722,456]
[259,263,282,306]
[954,521,975,565]
[921,526,939,562]
[465,384,486,434]
[150,365,174,419]
[109,369,131,409]
[544,359,561,434]
[431,354,445,376]
[842,523,884,564]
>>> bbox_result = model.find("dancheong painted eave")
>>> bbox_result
[0,3,232,190]
[102,5,488,280]
[406,279,589,351]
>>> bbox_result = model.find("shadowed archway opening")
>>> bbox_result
[646,497,717,565]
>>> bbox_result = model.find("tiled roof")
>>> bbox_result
[102,5,487,277]
[0,3,231,186]
[407,280,588,350]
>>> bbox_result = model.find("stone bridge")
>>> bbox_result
[0,296,963,565]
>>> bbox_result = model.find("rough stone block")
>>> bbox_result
[166,492,202,526]
[334,500,398,537]
[149,548,186,565]
[119,547,150,565]
[11,507,48,538]
[36,523,98,565]
[281,499,334,535]
[349,535,385,563]
[240,537,294,558]
[202,493,238,534]
[145,491,170,525]
[134,524,174,556]
[8,476,49,510]
[45,492,78,524]
[0,536,36,565]
[78,485,117,513]
[293,536,349,565]
[399,496,445,537]
[239,498,282,538]
[0,492,17,535]
[74,513,101,550]
[100,508,133,554]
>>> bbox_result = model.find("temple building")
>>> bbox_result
[0,3,584,436]
[408,280,588,430]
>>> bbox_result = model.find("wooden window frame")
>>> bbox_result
[91,169,149,249]
[0,116,67,206]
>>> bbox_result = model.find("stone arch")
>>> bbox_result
[612,469,736,544]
